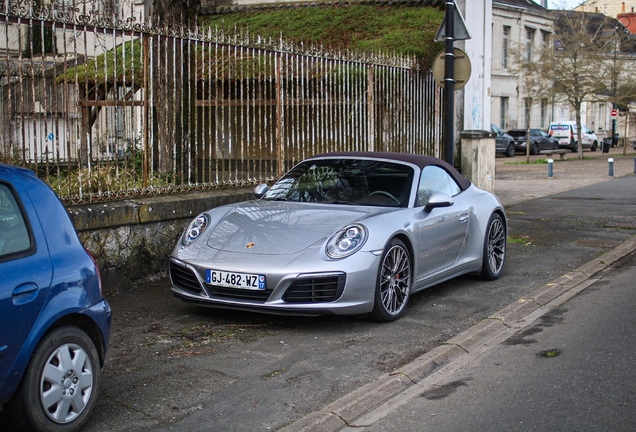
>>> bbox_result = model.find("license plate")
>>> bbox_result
[206,269,266,290]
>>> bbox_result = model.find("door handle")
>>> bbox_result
[12,283,38,305]
[459,214,469,223]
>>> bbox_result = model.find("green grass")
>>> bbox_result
[203,5,445,68]
[508,235,532,246]
[505,159,550,165]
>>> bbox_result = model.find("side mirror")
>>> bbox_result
[254,183,269,198]
[424,192,454,213]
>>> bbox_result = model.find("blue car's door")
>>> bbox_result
[0,174,53,390]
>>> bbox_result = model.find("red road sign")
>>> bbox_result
[611,109,618,118]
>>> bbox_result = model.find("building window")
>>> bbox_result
[541,31,550,50]
[500,97,509,130]
[502,26,510,69]
[540,100,548,128]
[526,28,535,62]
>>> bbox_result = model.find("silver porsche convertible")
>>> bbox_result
[169,152,506,321]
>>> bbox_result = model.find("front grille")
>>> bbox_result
[170,261,203,295]
[283,275,346,303]
[205,285,273,301]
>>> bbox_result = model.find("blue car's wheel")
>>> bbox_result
[5,326,100,432]
[481,213,506,280]
[371,238,412,322]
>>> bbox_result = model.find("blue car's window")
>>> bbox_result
[0,184,31,258]
[416,165,461,207]
[263,159,414,207]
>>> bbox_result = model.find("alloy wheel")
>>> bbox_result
[486,216,506,276]
[379,243,411,316]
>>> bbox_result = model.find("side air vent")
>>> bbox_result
[283,274,346,303]
[170,261,203,295]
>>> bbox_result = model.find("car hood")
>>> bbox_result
[206,200,389,255]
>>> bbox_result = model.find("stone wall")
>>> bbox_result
[68,188,254,294]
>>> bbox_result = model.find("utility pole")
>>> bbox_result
[444,0,456,166]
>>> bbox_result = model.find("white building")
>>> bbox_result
[491,0,555,131]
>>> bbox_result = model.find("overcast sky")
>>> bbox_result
[547,0,583,9]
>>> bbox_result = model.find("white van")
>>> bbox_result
[548,121,598,152]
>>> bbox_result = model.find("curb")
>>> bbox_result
[280,234,636,432]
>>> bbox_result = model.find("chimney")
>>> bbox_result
[622,2,626,13]
[541,0,547,8]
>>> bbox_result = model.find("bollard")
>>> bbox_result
[608,158,614,177]
[547,159,554,178]
[634,157,635,175]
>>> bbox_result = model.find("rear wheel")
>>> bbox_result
[531,143,539,155]
[571,141,578,153]
[480,213,506,280]
[370,239,411,322]
[504,142,515,157]
[591,141,598,151]
[5,326,100,432]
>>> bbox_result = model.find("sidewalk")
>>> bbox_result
[347,251,636,431]
[282,146,636,432]
[494,146,635,206]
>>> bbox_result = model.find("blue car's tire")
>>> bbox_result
[5,326,100,432]
[370,238,412,322]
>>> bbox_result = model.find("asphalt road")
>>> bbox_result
[350,251,636,432]
[86,171,635,431]
[2,152,635,432]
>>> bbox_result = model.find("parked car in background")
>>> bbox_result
[170,152,507,322]
[548,121,598,152]
[491,124,516,157]
[0,164,111,432]
[506,129,558,155]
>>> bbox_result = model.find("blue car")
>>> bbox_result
[0,164,111,431]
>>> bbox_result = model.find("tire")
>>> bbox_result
[504,142,515,157]
[480,213,506,281]
[553,141,559,150]
[571,141,578,153]
[591,141,597,152]
[531,143,539,155]
[5,326,101,432]
[370,238,412,322]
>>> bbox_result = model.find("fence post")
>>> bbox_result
[368,65,374,152]
[276,52,283,176]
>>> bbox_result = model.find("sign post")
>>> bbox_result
[435,1,471,166]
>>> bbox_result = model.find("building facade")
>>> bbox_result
[491,0,555,131]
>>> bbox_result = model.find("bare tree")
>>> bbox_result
[511,50,553,163]
[517,10,636,159]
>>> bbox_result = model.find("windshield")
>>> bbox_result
[507,130,528,138]
[263,159,414,207]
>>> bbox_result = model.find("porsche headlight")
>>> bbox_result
[326,224,368,259]
[182,214,210,246]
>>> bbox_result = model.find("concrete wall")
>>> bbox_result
[459,130,495,192]
[69,188,254,294]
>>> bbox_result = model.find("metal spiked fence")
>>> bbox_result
[1,0,443,204]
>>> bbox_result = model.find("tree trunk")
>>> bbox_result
[575,106,584,159]
[151,0,200,175]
